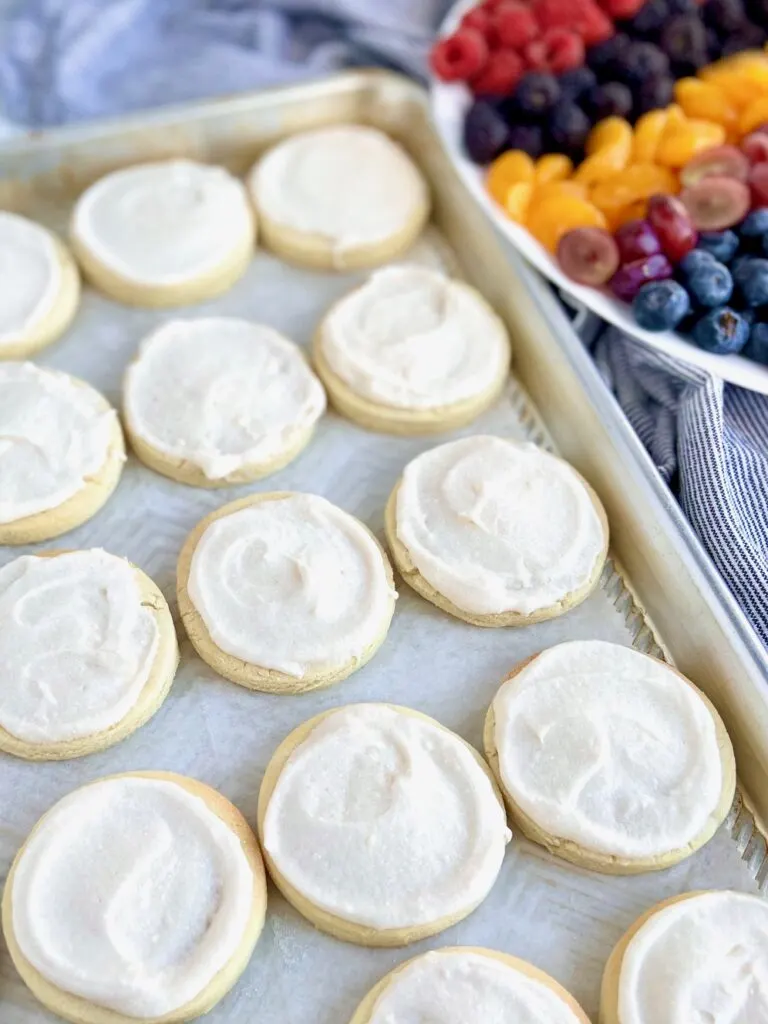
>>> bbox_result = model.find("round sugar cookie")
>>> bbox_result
[257,703,510,947]
[0,549,179,761]
[248,125,430,270]
[2,771,267,1024]
[313,264,511,434]
[123,317,326,486]
[484,641,736,875]
[600,890,768,1024]
[0,211,80,360]
[349,947,590,1024]
[385,435,609,626]
[177,492,396,693]
[0,362,125,545]
[70,160,255,306]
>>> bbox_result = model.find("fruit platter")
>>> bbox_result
[430,0,768,392]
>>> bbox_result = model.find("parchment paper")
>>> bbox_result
[0,228,758,1023]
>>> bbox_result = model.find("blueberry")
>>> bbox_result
[687,262,734,307]
[703,0,746,32]
[635,76,675,116]
[739,209,768,245]
[558,66,598,102]
[633,280,691,330]
[741,307,757,325]
[463,101,509,165]
[697,230,740,263]
[505,123,546,159]
[678,248,717,277]
[721,23,767,56]
[617,42,670,89]
[691,307,750,353]
[733,257,768,306]
[587,34,631,81]
[731,255,752,277]
[584,82,634,121]
[550,102,591,160]
[661,15,709,75]
[514,73,561,116]
[626,0,668,37]
[744,321,768,363]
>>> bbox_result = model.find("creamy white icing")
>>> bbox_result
[492,640,724,859]
[618,891,768,1023]
[395,436,606,616]
[72,160,253,286]
[188,494,395,677]
[262,704,509,929]
[368,950,583,1024]
[11,776,254,1017]
[250,126,428,254]
[319,265,510,410]
[0,550,159,743]
[124,318,326,479]
[0,212,61,350]
[0,362,116,524]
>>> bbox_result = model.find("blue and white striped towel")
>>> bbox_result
[1,0,766,646]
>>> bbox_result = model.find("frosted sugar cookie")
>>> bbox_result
[0,362,125,544]
[248,125,430,270]
[71,160,255,306]
[177,492,396,693]
[257,704,509,946]
[385,435,609,626]
[0,550,179,760]
[484,641,736,874]
[313,265,511,434]
[600,890,768,1024]
[0,211,80,359]
[124,317,326,486]
[349,947,590,1024]
[2,772,267,1024]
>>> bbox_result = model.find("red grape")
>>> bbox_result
[647,194,698,264]
[614,219,662,263]
[680,176,751,231]
[609,253,673,302]
[680,145,749,187]
[557,227,620,285]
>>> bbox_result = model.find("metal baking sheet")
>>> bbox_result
[0,72,765,1023]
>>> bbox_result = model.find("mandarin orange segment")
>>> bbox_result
[590,164,678,218]
[739,95,768,136]
[503,182,534,223]
[632,109,669,164]
[675,78,739,134]
[534,153,573,184]
[487,150,536,205]
[606,200,649,231]
[655,117,726,168]
[585,117,633,157]
[533,181,588,202]
[526,195,607,252]
[699,61,761,108]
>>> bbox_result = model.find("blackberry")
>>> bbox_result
[616,42,670,89]
[557,66,597,102]
[703,0,747,33]
[721,22,767,56]
[550,102,591,162]
[661,15,709,76]
[626,0,668,38]
[584,82,634,121]
[463,100,510,165]
[505,123,546,159]
[587,34,630,81]
[634,77,675,116]
[514,73,561,116]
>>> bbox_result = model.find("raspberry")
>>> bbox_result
[576,5,614,45]
[525,28,584,73]
[535,0,579,30]
[429,29,489,83]
[493,1,539,49]
[599,0,646,16]
[462,8,494,32]
[471,48,525,95]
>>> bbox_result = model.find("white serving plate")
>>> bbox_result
[431,0,768,394]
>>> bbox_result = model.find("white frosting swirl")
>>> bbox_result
[250,126,428,253]
[72,160,253,286]
[0,550,159,743]
[492,641,724,858]
[0,212,60,350]
[188,494,395,677]
[395,436,606,616]
[618,891,768,1023]
[124,318,326,479]
[0,362,116,524]
[319,265,510,409]
[262,704,509,930]
[368,950,584,1024]
[11,776,254,1018]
